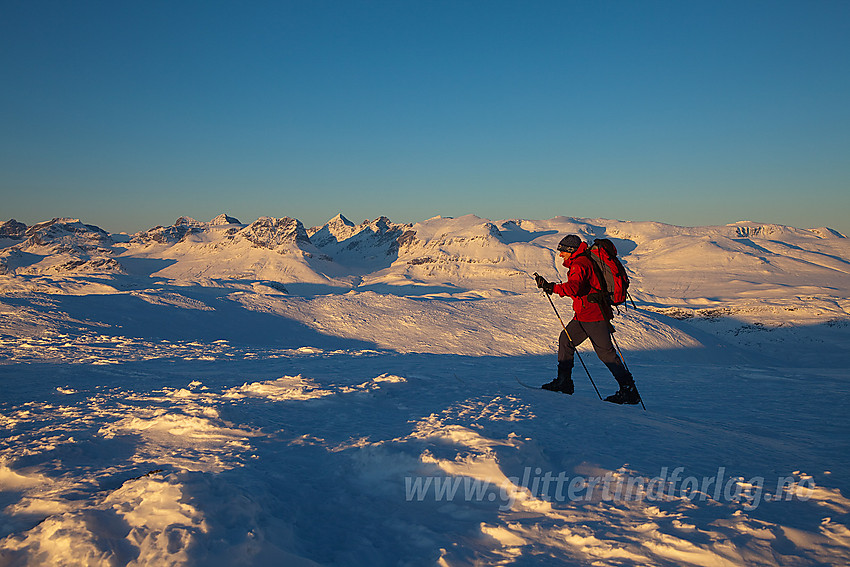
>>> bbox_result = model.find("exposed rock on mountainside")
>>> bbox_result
[133,217,211,245]
[730,221,846,240]
[23,218,112,251]
[308,215,410,267]
[239,217,311,249]
[131,215,246,246]
[0,219,27,239]
[0,218,122,275]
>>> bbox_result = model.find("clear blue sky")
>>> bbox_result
[2,0,848,234]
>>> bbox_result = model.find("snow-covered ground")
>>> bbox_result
[1,214,849,566]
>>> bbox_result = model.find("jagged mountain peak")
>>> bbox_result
[238,216,311,249]
[329,213,354,227]
[309,215,407,250]
[210,214,242,226]
[172,214,243,227]
[306,215,411,271]
[0,219,27,239]
[131,215,314,250]
[133,222,201,245]
[175,216,204,227]
[370,216,397,232]
[23,218,112,248]
[0,218,121,276]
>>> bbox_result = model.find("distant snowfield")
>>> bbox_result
[1,214,849,566]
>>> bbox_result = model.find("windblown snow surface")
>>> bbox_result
[1,214,849,566]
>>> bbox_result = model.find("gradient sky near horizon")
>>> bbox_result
[2,0,849,234]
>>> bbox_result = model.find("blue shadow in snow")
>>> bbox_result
[117,257,178,277]
[10,290,379,351]
[497,221,559,245]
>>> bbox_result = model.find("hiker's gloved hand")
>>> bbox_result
[535,275,555,295]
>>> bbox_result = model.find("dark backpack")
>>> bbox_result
[585,238,630,306]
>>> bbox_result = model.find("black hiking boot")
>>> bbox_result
[541,362,574,394]
[604,384,640,405]
[541,376,574,394]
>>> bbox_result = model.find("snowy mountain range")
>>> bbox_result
[2,213,848,305]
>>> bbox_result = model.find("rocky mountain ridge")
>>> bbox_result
[0,218,122,275]
[1,215,847,303]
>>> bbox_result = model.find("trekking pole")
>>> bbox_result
[609,328,647,411]
[532,273,602,400]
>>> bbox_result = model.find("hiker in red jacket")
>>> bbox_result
[535,234,640,404]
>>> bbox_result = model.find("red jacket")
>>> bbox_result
[552,242,606,322]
